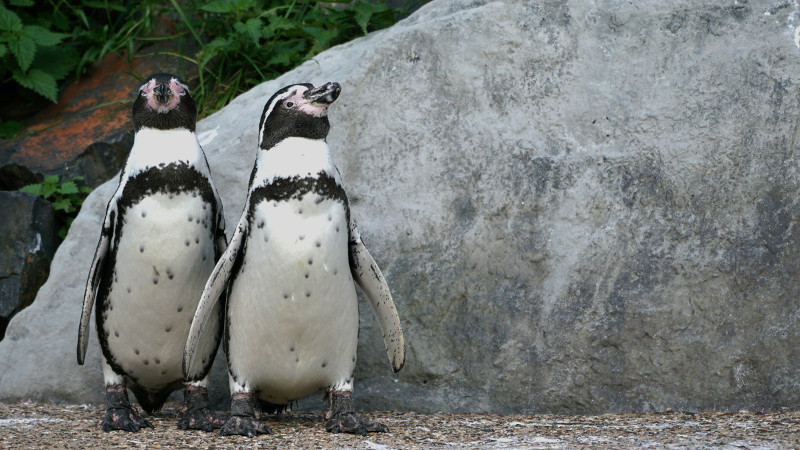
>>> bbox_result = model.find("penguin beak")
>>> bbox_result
[303,82,341,106]
[155,83,171,105]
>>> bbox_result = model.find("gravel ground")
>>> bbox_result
[1,402,799,448]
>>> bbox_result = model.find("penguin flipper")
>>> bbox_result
[78,203,117,365]
[348,219,405,373]
[184,212,247,378]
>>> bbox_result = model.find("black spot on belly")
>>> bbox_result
[165,325,172,332]
[305,291,311,298]
[321,361,327,368]
[153,276,159,284]
[161,370,168,375]
[141,211,147,218]
[114,330,119,337]
[315,240,321,247]
[143,359,149,365]
[195,236,200,244]
[167,269,174,280]
[307,258,313,265]
[140,245,145,253]
[185,239,190,246]
[258,220,264,229]
[290,346,295,352]
[127,287,131,293]
[304,272,309,279]
[177,305,183,312]
[134,349,140,355]
[154,358,161,364]
[333,268,338,275]
[188,215,193,222]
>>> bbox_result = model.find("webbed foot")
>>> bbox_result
[177,384,227,431]
[219,392,273,437]
[325,390,388,435]
[101,384,154,432]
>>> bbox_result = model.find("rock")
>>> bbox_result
[0,192,56,339]
[0,42,196,190]
[1,0,800,413]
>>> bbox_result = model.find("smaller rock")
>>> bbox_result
[0,191,56,339]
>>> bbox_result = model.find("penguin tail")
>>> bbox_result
[258,399,292,415]
[129,386,173,414]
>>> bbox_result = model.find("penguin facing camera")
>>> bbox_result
[78,73,227,432]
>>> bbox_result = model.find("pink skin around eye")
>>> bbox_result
[142,79,186,113]
[288,89,329,117]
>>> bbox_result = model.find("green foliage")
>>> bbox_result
[177,0,407,115]
[0,2,70,102]
[20,175,93,240]
[0,0,409,119]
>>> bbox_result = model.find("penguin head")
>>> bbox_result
[132,73,197,132]
[258,82,341,150]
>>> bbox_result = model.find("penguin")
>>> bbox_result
[184,82,405,436]
[77,73,227,432]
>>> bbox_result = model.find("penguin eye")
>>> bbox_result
[285,101,294,108]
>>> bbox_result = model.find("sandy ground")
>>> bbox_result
[1,401,799,448]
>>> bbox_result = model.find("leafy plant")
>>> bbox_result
[20,175,93,240]
[173,0,408,115]
[0,0,74,102]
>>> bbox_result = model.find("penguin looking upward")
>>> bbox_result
[184,82,405,436]
[78,73,227,432]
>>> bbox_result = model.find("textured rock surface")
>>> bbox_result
[0,192,56,339]
[0,43,196,190]
[1,0,800,414]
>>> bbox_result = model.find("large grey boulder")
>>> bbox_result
[1,0,800,413]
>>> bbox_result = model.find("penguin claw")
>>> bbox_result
[101,407,154,432]
[177,408,228,432]
[325,412,388,435]
[219,415,273,437]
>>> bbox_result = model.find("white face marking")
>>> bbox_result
[259,87,306,146]
[258,85,331,147]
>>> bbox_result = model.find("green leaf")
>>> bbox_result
[353,2,375,35]
[58,181,79,195]
[19,183,42,196]
[0,119,21,139]
[30,46,78,81]
[9,34,36,71]
[13,68,57,101]
[0,44,6,58]
[52,198,72,212]
[200,0,234,14]
[0,6,22,32]
[81,1,127,11]
[22,25,67,47]
[9,0,35,6]
[234,18,262,45]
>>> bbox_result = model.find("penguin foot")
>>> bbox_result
[219,392,273,437]
[101,383,154,432]
[177,384,227,431]
[178,407,228,431]
[220,415,273,437]
[102,407,154,432]
[325,389,388,435]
